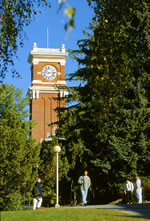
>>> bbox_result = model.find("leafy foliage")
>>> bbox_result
[57,0,75,33]
[0,0,76,79]
[0,0,51,79]
[0,84,40,210]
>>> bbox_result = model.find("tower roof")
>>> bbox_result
[27,43,68,64]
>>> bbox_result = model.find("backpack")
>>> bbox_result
[33,184,40,197]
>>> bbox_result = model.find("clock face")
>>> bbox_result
[41,65,57,80]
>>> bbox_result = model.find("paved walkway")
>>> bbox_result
[67,203,150,219]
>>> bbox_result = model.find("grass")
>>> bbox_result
[1,208,148,221]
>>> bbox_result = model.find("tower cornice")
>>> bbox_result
[27,43,68,64]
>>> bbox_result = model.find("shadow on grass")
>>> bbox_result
[96,203,150,219]
[97,212,148,219]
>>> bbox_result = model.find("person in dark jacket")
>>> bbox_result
[33,178,43,210]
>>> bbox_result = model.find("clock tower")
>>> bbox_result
[28,43,68,143]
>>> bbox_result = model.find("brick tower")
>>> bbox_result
[28,43,68,142]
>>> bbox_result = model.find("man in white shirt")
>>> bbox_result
[124,179,134,204]
[135,175,142,204]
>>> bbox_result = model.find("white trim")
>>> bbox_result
[41,137,52,143]
[60,90,63,98]
[64,91,69,96]
[44,138,52,142]
[32,58,66,66]
[29,86,59,99]
[36,90,39,99]
[29,86,59,93]
[33,90,35,99]
[27,44,68,64]
[40,137,66,143]
[32,80,42,84]
[29,86,68,99]
[56,81,66,85]
[59,89,68,98]
[33,60,39,65]
[32,80,66,85]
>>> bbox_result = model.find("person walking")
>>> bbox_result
[78,170,91,206]
[124,179,134,204]
[135,175,142,204]
[32,178,43,210]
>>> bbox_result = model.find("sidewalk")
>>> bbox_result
[68,203,150,219]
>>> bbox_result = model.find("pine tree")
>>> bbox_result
[59,0,150,202]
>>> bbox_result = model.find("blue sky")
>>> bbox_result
[4,0,93,97]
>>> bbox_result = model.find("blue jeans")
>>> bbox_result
[81,189,88,204]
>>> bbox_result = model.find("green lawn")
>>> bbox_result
[1,208,148,221]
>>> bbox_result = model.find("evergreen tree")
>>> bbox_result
[0,84,40,210]
[59,0,150,202]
